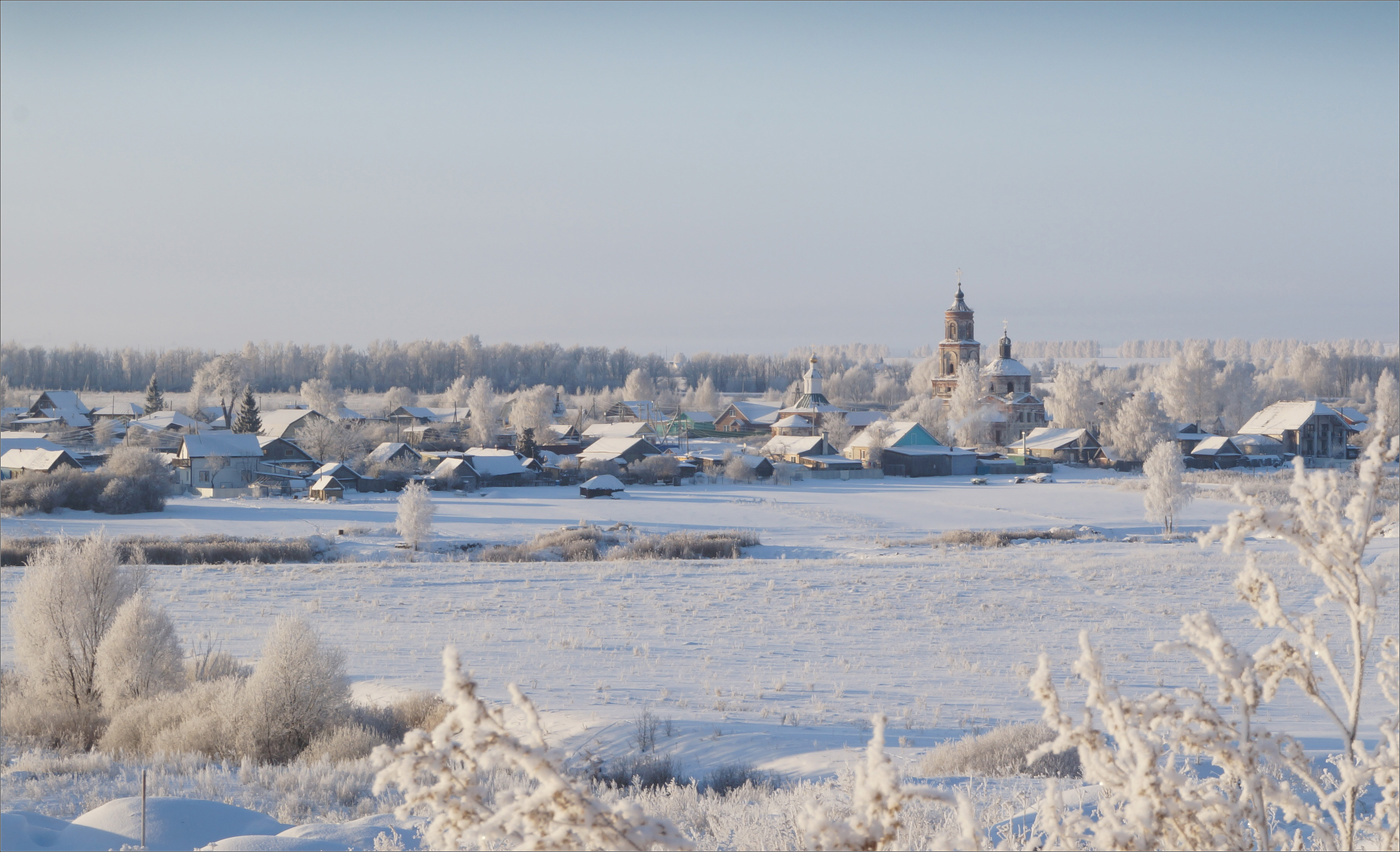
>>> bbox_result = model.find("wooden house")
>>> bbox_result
[309,475,344,502]
[1188,436,1244,469]
[576,437,664,467]
[259,408,328,440]
[178,432,264,496]
[714,401,782,433]
[310,462,365,492]
[1237,401,1351,464]
[1017,427,1108,465]
[24,391,92,428]
[1,448,82,477]
[365,442,423,470]
[428,457,479,491]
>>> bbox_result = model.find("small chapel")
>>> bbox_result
[929,278,1048,445]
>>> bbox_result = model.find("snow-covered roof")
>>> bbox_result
[762,435,828,456]
[1330,406,1367,429]
[430,457,476,478]
[1231,433,1287,451]
[582,422,656,439]
[131,410,202,432]
[771,414,813,429]
[29,391,92,426]
[464,448,533,478]
[312,462,362,479]
[1191,436,1242,456]
[1238,401,1345,436]
[983,357,1031,378]
[0,433,64,453]
[334,405,365,420]
[581,474,625,492]
[880,445,974,457]
[0,448,78,471]
[259,408,324,437]
[1018,427,1095,451]
[577,437,660,461]
[427,407,466,422]
[723,401,782,424]
[844,411,887,428]
[92,402,145,417]
[366,442,421,465]
[180,432,263,459]
[680,411,715,423]
[310,475,343,491]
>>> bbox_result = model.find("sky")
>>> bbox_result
[2,1,1397,356]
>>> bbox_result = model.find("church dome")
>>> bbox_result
[984,357,1031,378]
[947,283,972,313]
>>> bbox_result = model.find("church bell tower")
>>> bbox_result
[931,275,981,398]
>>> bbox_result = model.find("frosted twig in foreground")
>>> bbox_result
[372,647,691,851]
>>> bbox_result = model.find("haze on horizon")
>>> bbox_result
[2,1,1396,356]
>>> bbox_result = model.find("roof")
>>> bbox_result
[762,435,829,456]
[679,411,715,423]
[608,401,662,421]
[722,401,782,424]
[577,437,662,461]
[1,448,78,471]
[1231,433,1286,450]
[844,421,941,450]
[92,402,145,417]
[771,414,813,429]
[464,448,533,478]
[582,422,656,439]
[310,475,343,491]
[259,408,325,437]
[581,474,625,492]
[1238,401,1346,436]
[1191,436,1242,456]
[312,462,362,479]
[844,411,887,428]
[131,411,202,432]
[1018,427,1095,451]
[0,433,64,453]
[983,357,1031,378]
[180,432,264,459]
[430,457,476,478]
[882,445,976,457]
[366,442,421,465]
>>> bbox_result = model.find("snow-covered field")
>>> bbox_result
[2,469,1396,849]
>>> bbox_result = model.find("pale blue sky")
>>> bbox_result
[2,1,1396,354]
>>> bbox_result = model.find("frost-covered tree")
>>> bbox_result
[1105,391,1170,461]
[440,375,472,410]
[509,384,556,442]
[232,385,262,434]
[824,412,854,452]
[91,417,116,448]
[373,647,690,851]
[622,367,654,401]
[1216,359,1262,433]
[1370,368,1399,446]
[1029,425,1400,852]
[1143,440,1190,534]
[948,361,986,446]
[143,373,165,414]
[189,354,247,414]
[894,395,951,444]
[1044,363,1105,432]
[396,481,435,551]
[93,592,185,712]
[681,375,720,415]
[238,616,348,764]
[380,386,418,416]
[872,373,907,408]
[12,534,144,710]
[1157,342,1220,427]
[906,356,940,397]
[300,378,343,418]
[466,377,502,448]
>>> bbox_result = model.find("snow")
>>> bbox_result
[1237,399,1339,434]
[0,798,288,851]
[180,432,263,459]
[2,466,1394,848]
[579,474,625,492]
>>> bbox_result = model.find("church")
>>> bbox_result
[930,278,1048,446]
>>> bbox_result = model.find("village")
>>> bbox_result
[0,282,1378,509]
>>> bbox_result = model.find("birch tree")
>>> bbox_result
[396,481,435,552]
[1106,391,1170,461]
[1143,440,1190,534]
[466,377,502,448]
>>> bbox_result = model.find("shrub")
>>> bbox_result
[702,763,777,795]
[237,616,350,764]
[594,753,683,791]
[608,530,759,560]
[1,535,325,567]
[299,723,385,765]
[93,592,185,712]
[919,724,1080,778]
[936,528,1079,548]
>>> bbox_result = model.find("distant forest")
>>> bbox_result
[1,336,1394,395]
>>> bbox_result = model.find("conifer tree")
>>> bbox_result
[233,385,262,434]
[515,427,540,463]
[143,373,165,414]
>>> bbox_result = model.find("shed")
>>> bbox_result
[429,457,480,490]
[310,462,364,491]
[580,474,626,498]
[880,445,979,477]
[309,475,345,502]
[1188,436,1244,469]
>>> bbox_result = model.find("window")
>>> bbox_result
[199,470,210,483]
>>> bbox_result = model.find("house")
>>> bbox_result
[1016,427,1108,465]
[310,462,365,492]
[256,436,318,467]
[881,445,979,477]
[0,433,65,454]
[91,402,145,422]
[576,437,664,467]
[713,401,782,433]
[1,448,82,477]
[580,474,626,498]
[770,414,815,436]
[762,434,862,470]
[462,448,536,486]
[309,475,344,502]
[582,421,658,441]
[177,432,264,495]
[24,391,92,428]
[842,420,943,464]
[1172,423,1218,454]
[365,442,423,470]
[1237,401,1351,464]
[259,408,329,440]
[428,457,479,491]
[1188,436,1244,469]
[685,448,774,479]
[604,400,663,422]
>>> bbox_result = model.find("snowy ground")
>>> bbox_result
[2,468,1396,849]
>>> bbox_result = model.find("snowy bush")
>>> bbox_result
[99,676,244,760]
[93,592,185,712]
[298,723,385,765]
[238,616,350,764]
[373,647,691,851]
[631,454,679,485]
[919,723,1079,779]
[1027,425,1400,851]
[608,530,759,560]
